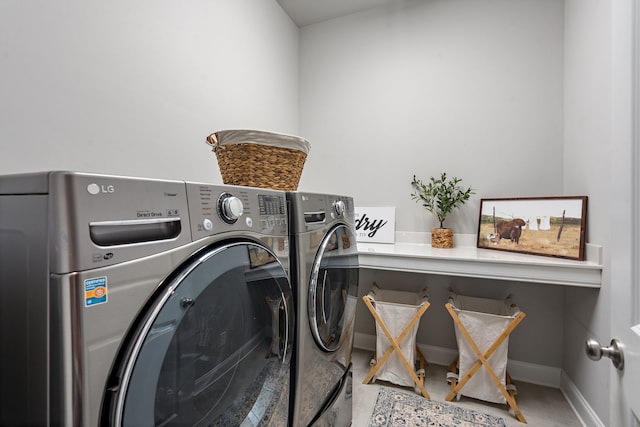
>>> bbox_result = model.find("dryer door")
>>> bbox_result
[104,241,293,427]
[308,224,359,353]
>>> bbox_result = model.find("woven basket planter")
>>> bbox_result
[431,228,454,248]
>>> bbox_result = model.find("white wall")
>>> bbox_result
[298,0,564,234]
[297,0,567,375]
[0,0,299,183]
[563,0,612,425]
[299,1,612,424]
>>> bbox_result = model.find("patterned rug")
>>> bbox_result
[368,387,507,427]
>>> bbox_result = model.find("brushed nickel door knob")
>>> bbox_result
[585,338,624,370]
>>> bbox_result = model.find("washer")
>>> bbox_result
[0,171,293,427]
[287,192,359,427]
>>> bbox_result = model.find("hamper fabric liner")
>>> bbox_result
[206,129,311,191]
[368,285,429,388]
[448,291,520,404]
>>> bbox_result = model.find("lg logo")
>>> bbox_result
[87,183,115,195]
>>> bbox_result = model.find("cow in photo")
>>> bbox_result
[489,218,527,244]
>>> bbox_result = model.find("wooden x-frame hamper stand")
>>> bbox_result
[362,283,430,398]
[445,290,527,423]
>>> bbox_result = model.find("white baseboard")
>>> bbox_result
[354,332,375,352]
[506,359,561,389]
[560,371,605,427]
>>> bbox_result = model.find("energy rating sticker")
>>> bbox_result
[85,276,108,307]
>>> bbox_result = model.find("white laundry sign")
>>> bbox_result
[354,207,395,243]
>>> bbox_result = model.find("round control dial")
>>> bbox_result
[217,192,244,224]
[333,200,346,217]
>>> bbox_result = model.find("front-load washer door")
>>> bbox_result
[308,225,359,354]
[104,241,293,427]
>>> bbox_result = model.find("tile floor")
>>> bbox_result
[351,348,583,427]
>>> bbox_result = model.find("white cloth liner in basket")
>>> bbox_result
[368,284,429,387]
[207,129,311,153]
[448,290,520,404]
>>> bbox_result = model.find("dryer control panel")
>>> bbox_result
[287,191,355,233]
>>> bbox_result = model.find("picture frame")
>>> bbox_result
[477,196,588,260]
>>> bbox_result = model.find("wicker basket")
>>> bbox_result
[206,130,311,191]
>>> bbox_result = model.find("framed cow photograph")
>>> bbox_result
[477,196,588,260]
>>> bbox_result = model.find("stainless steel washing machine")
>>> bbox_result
[287,192,359,427]
[0,171,294,427]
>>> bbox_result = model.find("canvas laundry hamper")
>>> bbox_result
[446,290,527,423]
[362,283,430,398]
[205,129,311,191]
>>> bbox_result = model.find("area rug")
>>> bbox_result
[368,387,507,427]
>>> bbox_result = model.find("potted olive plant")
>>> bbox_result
[410,172,475,248]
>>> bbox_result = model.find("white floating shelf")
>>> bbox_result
[357,237,602,288]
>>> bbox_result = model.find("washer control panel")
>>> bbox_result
[186,182,287,240]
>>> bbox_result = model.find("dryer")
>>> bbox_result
[0,171,293,427]
[287,192,359,427]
